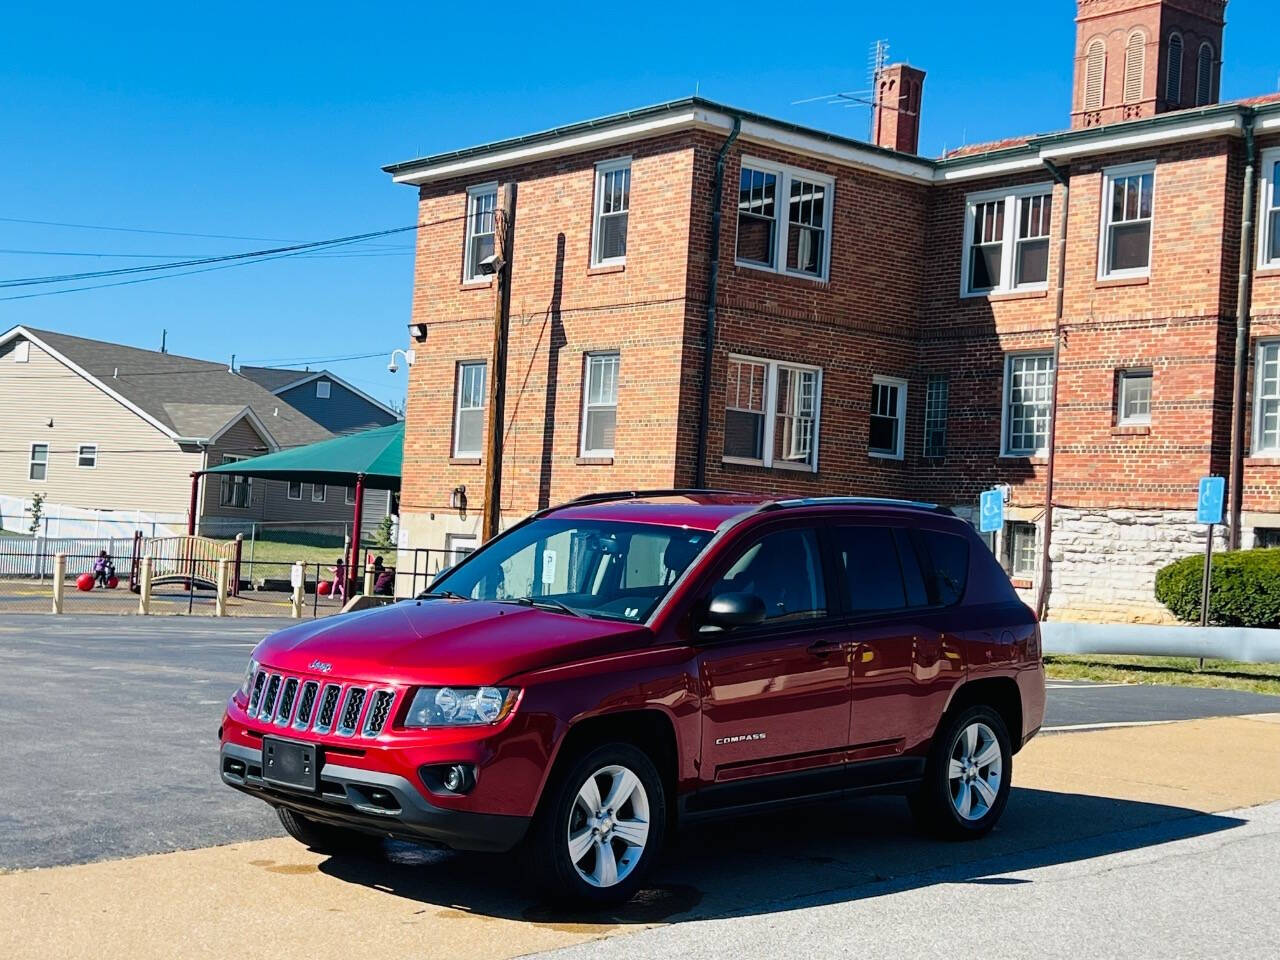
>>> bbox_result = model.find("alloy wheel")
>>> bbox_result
[566,764,651,888]
[948,721,1002,821]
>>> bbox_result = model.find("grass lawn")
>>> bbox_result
[229,533,396,572]
[1046,654,1280,696]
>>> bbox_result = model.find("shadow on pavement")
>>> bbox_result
[314,787,1245,927]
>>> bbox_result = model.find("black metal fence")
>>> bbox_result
[397,548,472,598]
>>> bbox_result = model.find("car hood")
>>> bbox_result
[253,598,652,685]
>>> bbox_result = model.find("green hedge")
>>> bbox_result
[1154,548,1280,627]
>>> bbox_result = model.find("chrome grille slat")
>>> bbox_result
[362,690,395,736]
[314,683,342,734]
[258,674,282,720]
[275,678,299,725]
[248,670,267,713]
[336,687,367,737]
[293,681,319,730]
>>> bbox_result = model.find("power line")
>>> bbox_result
[0,216,304,243]
[0,245,413,259]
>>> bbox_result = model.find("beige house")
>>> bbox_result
[0,325,394,537]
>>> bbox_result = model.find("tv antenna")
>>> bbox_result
[791,40,890,139]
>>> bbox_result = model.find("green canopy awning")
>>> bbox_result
[205,421,402,490]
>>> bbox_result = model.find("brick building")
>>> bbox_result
[384,0,1280,621]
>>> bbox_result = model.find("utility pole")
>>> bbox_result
[481,182,517,542]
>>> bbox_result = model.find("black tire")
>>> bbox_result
[276,806,371,855]
[908,704,1012,840]
[524,742,667,906]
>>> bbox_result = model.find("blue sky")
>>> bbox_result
[3,1,1276,408]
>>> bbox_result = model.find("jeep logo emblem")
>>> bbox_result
[308,660,333,673]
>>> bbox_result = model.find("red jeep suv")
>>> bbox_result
[220,491,1044,903]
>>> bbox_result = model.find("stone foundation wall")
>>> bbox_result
[1045,508,1228,623]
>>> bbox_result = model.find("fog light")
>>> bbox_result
[443,764,467,792]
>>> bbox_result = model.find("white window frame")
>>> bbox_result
[1253,339,1280,456]
[590,157,631,268]
[462,182,499,283]
[345,486,356,505]
[1001,352,1056,457]
[960,182,1054,297]
[579,351,620,458]
[869,375,908,461]
[219,455,251,508]
[1008,521,1039,579]
[14,340,30,363]
[445,533,479,567]
[1258,147,1280,271]
[722,354,823,473]
[77,444,98,469]
[1098,161,1156,281]
[735,156,834,283]
[311,483,326,503]
[1117,369,1153,426]
[29,442,49,482]
[315,380,331,399]
[287,481,303,501]
[452,360,487,459]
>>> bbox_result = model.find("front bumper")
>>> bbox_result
[220,742,530,853]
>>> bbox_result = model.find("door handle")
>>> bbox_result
[807,640,844,658]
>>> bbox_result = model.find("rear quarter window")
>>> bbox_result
[911,529,970,606]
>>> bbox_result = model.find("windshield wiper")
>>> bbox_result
[417,590,470,601]
[507,596,584,617]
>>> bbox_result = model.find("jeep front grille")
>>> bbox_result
[245,669,395,740]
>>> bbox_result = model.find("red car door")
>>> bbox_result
[693,525,852,794]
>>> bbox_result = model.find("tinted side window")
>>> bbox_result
[913,529,970,606]
[712,528,826,623]
[892,529,931,608]
[836,526,906,613]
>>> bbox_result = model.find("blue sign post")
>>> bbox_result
[1196,476,1225,632]
[979,488,1005,534]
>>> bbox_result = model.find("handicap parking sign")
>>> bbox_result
[979,488,1005,533]
[1197,476,1225,526]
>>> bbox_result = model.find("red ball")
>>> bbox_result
[107,576,120,589]
[76,573,95,592]
[317,580,332,596]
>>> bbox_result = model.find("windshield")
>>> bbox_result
[428,518,713,622]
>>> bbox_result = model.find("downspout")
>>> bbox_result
[1228,110,1259,551]
[694,116,741,488]
[1036,159,1070,621]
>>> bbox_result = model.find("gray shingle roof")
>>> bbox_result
[19,327,334,450]
[238,365,307,392]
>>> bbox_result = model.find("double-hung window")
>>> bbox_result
[736,158,833,282]
[591,159,630,266]
[287,481,303,501]
[77,445,98,468]
[1100,162,1155,279]
[1003,353,1055,456]
[1117,369,1153,426]
[723,355,821,472]
[462,183,498,282]
[29,443,48,481]
[1254,340,1280,455]
[453,361,486,458]
[1260,149,1280,270]
[311,484,326,503]
[1008,522,1038,579]
[220,455,251,508]
[580,352,620,457]
[345,486,356,506]
[961,184,1053,296]
[869,375,908,460]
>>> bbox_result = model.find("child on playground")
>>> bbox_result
[331,557,346,601]
[93,550,115,588]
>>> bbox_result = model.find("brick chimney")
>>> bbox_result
[872,63,926,154]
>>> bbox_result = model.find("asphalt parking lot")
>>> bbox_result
[2,612,1279,870]
[2,614,1279,960]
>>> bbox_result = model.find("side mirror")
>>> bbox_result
[700,592,766,633]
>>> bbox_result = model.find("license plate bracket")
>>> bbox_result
[262,736,320,792]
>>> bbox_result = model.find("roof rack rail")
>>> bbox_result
[566,488,741,507]
[761,495,943,513]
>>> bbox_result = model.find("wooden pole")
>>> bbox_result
[138,556,152,615]
[215,559,229,617]
[187,472,201,535]
[482,182,517,543]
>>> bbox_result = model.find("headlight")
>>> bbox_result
[239,657,259,698]
[404,686,518,727]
